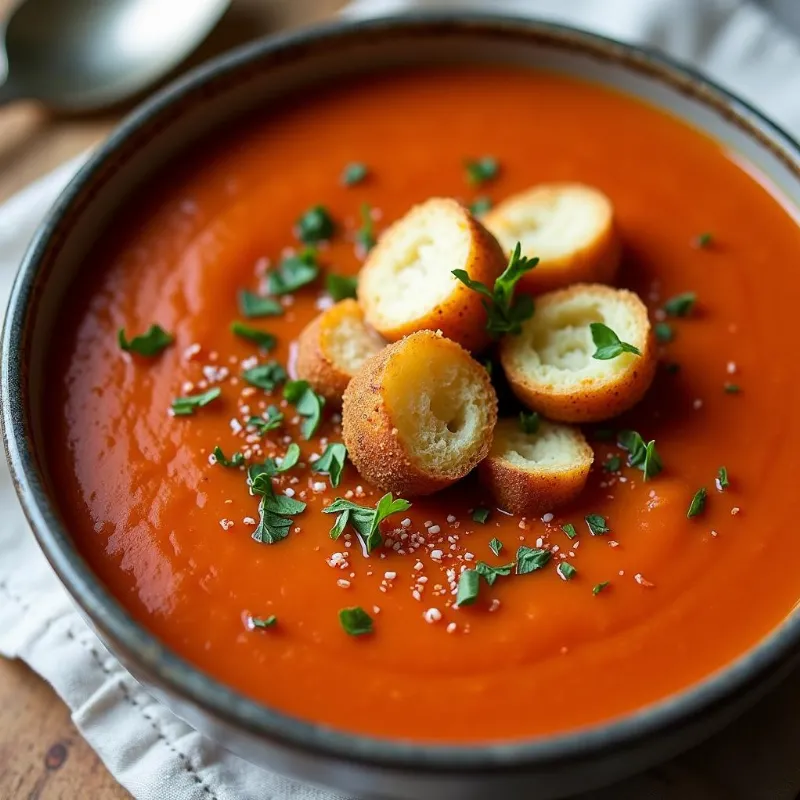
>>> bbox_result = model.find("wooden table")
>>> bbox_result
[0,2,343,796]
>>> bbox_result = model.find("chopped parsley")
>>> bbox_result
[242,362,287,392]
[604,455,622,472]
[456,569,480,606]
[695,232,713,248]
[716,466,729,491]
[519,411,540,435]
[468,196,493,216]
[593,581,610,595]
[687,487,707,518]
[724,383,741,394]
[326,273,358,301]
[323,493,411,554]
[171,387,221,416]
[452,243,538,337]
[617,430,662,480]
[654,322,674,344]
[476,560,514,586]
[338,606,373,636]
[251,615,277,629]
[515,546,551,575]
[355,203,376,255]
[557,562,577,581]
[663,292,696,318]
[312,443,347,488]
[118,324,173,357]
[247,442,300,484]
[266,248,320,295]
[472,507,490,524]
[230,321,276,351]
[341,162,368,186]
[585,514,609,536]
[561,523,578,540]
[590,322,641,360]
[464,156,499,185]
[237,290,282,318]
[250,468,306,545]
[247,406,283,434]
[296,205,335,244]
[489,537,503,556]
[283,380,325,439]
[212,446,243,468]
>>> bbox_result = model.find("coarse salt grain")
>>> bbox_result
[312,481,327,492]
[219,519,234,531]
[430,549,443,561]
[337,579,351,588]
[488,599,501,612]
[446,515,457,523]
[542,512,554,523]
[284,488,296,497]
[423,608,442,623]
[401,518,412,528]
[727,361,737,374]
[731,507,741,515]
[384,571,397,580]
[446,622,457,634]
[428,525,441,534]
[693,399,703,410]
[243,516,255,525]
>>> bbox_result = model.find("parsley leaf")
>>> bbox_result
[312,443,347,488]
[687,488,707,518]
[654,322,674,344]
[475,560,514,586]
[590,322,641,360]
[212,446,243,468]
[452,243,538,337]
[247,406,283,434]
[515,546,551,575]
[593,581,610,595]
[323,493,411,554]
[456,569,480,606]
[283,380,325,439]
[695,232,713,248]
[617,430,662,480]
[561,523,578,540]
[489,537,503,556]
[248,443,300,484]
[251,615,277,628]
[266,248,320,295]
[355,203,376,255]
[242,362,287,392]
[663,292,696,318]
[252,504,293,544]
[716,466,729,491]
[326,273,358,301]
[341,162,368,186]
[230,321,276,351]
[296,205,335,244]
[585,514,609,536]
[519,411,540,434]
[557,562,577,581]
[724,383,741,394]
[464,156,499,185]
[171,387,221,416]
[118,324,173,357]
[237,291,283,318]
[472,507,490,524]
[468,196,493,216]
[338,606,373,636]
[604,455,622,472]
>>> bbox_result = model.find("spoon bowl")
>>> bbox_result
[0,0,229,110]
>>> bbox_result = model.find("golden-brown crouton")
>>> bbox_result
[499,284,656,422]
[342,330,497,496]
[478,418,593,515]
[483,183,621,294]
[357,198,506,352]
[295,299,385,407]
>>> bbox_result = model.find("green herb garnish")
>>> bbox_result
[519,411,540,435]
[247,406,283,434]
[557,562,577,581]
[515,546,551,575]
[248,442,301,484]
[212,446,243,468]
[250,468,306,544]
[617,430,662,480]
[724,383,741,394]
[171,387,221,416]
[237,291,283,318]
[561,523,577,540]
[355,203,376,254]
[590,322,641,360]
[489,537,503,556]
[323,493,411,554]
[464,156,499,186]
[663,292,696,318]
[456,570,480,606]
[242,362,287,392]
[312,443,347,488]
[468,196,493,216]
[266,248,320,295]
[118,324,173,357]
[475,560,514,586]
[472,507,490,524]
[585,514,609,536]
[251,615,277,629]
[695,232,713,248]
[296,205,335,244]
[604,455,622,472]
[654,322,674,344]
[230,321,276,351]
[687,488,707,518]
[283,380,325,439]
[341,162,368,186]
[452,243,538,337]
[326,273,358,301]
[593,581,610,595]
[717,466,729,491]
[338,606,373,636]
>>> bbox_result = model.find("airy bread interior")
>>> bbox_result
[491,419,589,471]
[323,310,384,375]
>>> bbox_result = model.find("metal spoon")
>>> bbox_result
[0,0,230,110]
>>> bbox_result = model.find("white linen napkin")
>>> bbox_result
[1,2,799,798]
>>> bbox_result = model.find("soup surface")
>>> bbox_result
[47,66,800,742]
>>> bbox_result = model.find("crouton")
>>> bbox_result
[342,330,497,496]
[478,418,593,515]
[483,183,621,294]
[295,299,385,407]
[499,283,656,422]
[357,198,507,352]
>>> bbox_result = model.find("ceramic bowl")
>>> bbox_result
[3,13,800,800]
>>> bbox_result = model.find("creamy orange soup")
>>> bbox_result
[46,67,800,741]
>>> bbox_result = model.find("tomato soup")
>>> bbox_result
[46,67,800,742]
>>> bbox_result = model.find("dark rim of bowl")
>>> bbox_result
[3,11,800,774]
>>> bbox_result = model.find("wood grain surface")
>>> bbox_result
[0,1,343,797]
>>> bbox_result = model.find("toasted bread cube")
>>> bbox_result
[478,419,593,515]
[342,330,497,496]
[295,299,386,407]
[483,183,621,294]
[358,198,507,352]
[499,284,656,422]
